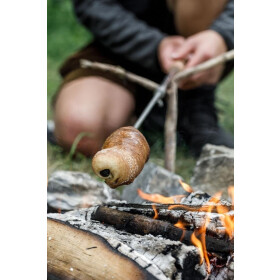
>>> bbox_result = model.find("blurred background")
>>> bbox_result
[47,0,234,182]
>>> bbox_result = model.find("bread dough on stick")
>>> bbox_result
[92,126,150,188]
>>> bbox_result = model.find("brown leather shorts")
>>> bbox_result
[52,42,165,120]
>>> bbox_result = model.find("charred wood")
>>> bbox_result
[48,208,208,280]
[106,201,233,239]
[91,206,233,253]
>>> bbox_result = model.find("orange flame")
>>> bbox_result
[212,187,234,239]
[174,220,188,241]
[137,185,234,274]
[137,189,185,204]
[190,191,222,273]
[179,179,193,193]
[204,192,222,270]
[191,232,204,265]
[174,220,186,230]
[228,186,234,205]
[152,204,159,219]
[217,205,234,239]
[168,204,229,213]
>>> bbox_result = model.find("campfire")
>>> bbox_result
[47,161,234,280]
[137,182,234,274]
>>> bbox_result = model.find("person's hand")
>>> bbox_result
[171,30,227,90]
[158,36,185,73]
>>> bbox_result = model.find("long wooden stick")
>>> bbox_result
[80,50,234,90]
[80,59,160,92]
[80,50,234,172]
[164,81,178,172]
[174,50,234,83]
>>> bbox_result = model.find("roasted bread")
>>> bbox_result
[92,126,150,188]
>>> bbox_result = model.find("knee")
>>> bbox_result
[52,76,135,156]
[54,108,105,156]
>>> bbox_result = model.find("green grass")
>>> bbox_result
[47,0,91,118]
[47,0,233,182]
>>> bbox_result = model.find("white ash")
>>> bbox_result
[48,208,207,280]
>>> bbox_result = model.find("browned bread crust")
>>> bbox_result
[92,126,150,188]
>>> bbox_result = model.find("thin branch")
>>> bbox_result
[164,81,178,172]
[80,59,160,92]
[173,49,234,83]
[80,51,234,173]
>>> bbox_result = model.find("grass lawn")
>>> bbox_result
[47,0,234,182]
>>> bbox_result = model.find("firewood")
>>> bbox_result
[48,208,209,280]
[105,202,233,239]
[47,218,158,280]
[91,206,233,253]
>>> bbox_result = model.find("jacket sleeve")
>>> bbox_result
[73,0,166,73]
[209,0,234,50]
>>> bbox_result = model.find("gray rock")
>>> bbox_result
[190,144,234,199]
[47,170,120,211]
[121,162,187,203]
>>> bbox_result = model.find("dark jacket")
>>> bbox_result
[73,0,234,75]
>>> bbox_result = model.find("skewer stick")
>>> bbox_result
[174,50,234,83]
[81,50,234,173]
[164,81,178,172]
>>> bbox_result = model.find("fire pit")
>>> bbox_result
[47,147,234,280]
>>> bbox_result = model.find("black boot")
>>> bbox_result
[47,120,57,145]
[178,85,233,157]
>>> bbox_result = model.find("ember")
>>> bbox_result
[138,182,234,274]
[228,185,234,204]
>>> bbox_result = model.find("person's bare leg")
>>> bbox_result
[167,0,227,36]
[54,77,135,156]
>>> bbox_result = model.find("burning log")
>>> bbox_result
[91,206,233,253]
[47,167,234,278]
[105,201,233,239]
[48,208,209,280]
